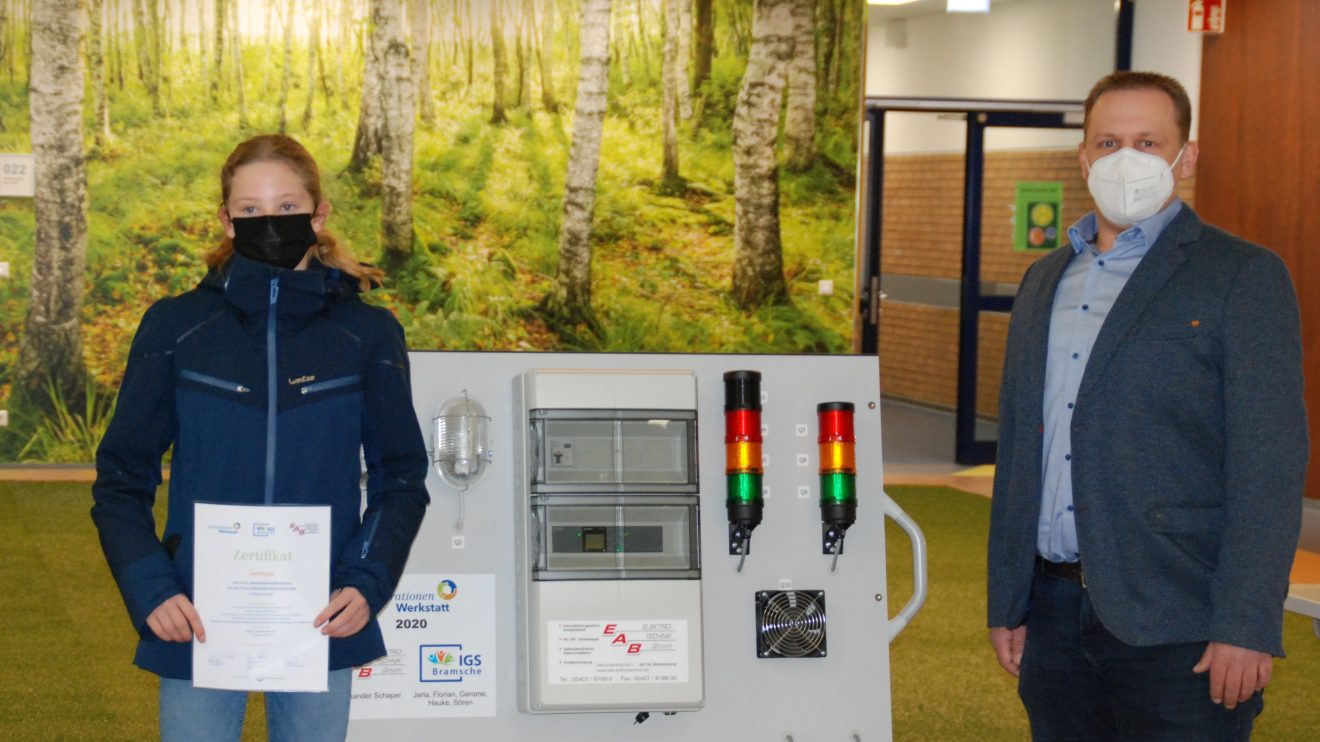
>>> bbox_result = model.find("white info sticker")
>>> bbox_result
[548,620,689,685]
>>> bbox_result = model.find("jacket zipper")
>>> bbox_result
[179,369,251,394]
[361,511,382,558]
[300,374,362,395]
[265,278,279,505]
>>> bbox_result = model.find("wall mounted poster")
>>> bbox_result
[1014,180,1063,252]
[0,0,865,463]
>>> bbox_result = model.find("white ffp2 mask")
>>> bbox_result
[1086,145,1185,226]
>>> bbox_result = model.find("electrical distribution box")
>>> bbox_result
[346,352,927,742]
[515,369,704,714]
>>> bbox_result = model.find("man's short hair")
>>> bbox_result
[1083,71,1193,143]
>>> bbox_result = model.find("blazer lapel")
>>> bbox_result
[1019,247,1073,417]
[1075,207,1201,403]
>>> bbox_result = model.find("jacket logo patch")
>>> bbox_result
[288,375,316,386]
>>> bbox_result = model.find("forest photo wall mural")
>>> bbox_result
[0,0,864,463]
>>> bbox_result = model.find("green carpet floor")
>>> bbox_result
[885,485,1320,740]
[2,481,1316,739]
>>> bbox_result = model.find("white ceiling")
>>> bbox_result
[867,0,997,22]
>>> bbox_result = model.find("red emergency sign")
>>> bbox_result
[1188,0,1226,34]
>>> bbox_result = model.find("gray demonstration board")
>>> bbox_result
[346,351,922,742]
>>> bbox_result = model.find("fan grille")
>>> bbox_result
[756,590,827,658]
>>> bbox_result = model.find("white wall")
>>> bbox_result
[865,0,1203,154]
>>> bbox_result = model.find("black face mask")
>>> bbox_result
[230,214,318,270]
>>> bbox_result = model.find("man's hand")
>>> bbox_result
[1192,641,1272,708]
[314,587,370,638]
[146,594,206,643]
[989,625,1027,677]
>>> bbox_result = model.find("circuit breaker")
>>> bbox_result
[515,369,704,714]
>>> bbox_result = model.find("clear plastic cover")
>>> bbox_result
[529,412,697,490]
[433,393,492,489]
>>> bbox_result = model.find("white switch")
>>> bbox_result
[817,279,834,296]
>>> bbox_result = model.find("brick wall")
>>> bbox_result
[878,148,1195,418]
[877,301,1008,418]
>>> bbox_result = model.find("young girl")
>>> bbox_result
[91,134,429,742]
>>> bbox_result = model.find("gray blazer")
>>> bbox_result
[987,205,1309,656]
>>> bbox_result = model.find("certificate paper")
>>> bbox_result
[193,503,331,692]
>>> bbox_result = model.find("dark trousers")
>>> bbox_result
[1018,567,1262,741]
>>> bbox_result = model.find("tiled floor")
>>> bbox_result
[881,398,995,497]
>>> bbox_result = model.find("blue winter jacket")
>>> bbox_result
[91,253,430,679]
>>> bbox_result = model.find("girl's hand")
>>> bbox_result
[314,588,370,638]
[147,594,206,643]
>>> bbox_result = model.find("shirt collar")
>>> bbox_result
[1067,199,1184,256]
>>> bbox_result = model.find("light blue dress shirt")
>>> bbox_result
[1036,200,1183,563]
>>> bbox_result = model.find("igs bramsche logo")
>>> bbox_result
[420,644,482,683]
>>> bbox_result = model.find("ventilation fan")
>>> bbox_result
[755,590,827,658]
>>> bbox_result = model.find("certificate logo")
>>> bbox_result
[437,580,458,601]
[208,522,241,535]
[420,644,483,683]
[288,521,320,536]
[252,523,275,537]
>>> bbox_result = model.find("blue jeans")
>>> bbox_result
[1018,567,1262,741]
[160,668,352,742]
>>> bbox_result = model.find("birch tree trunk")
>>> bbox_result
[303,0,320,128]
[176,0,186,57]
[660,0,681,191]
[677,0,691,121]
[20,0,87,409]
[515,0,531,108]
[211,0,224,95]
[132,0,159,113]
[464,0,474,89]
[0,2,8,83]
[230,0,247,128]
[536,0,557,112]
[613,0,630,87]
[551,0,611,325]
[410,0,435,125]
[196,0,207,81]
[349,3,385,169]
[88,0,109,145]
[316,2,332,105]
[335,0,347,97]
[489,0,508,124]
[731,0,793,309]
[375,0,415,269]
[157,0,169,110]
[113,0,125,89]
[278,0,294,132]
[692,0,711,119]
[633,0,649,76]
[783,0,816,171]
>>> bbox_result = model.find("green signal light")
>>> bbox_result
[727,472,763,505]
[819,472,857,505]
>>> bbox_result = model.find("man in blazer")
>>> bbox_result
[987,71,1308,740]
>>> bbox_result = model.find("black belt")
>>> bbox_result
[1038,557,1086,588]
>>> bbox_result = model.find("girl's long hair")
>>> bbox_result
[204,134,384,290]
